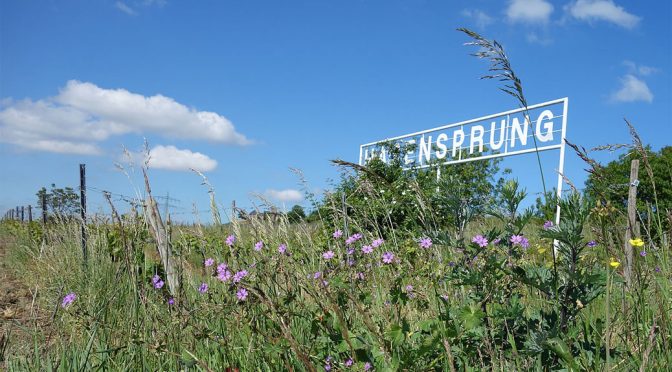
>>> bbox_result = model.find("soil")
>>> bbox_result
[0,232,51,367]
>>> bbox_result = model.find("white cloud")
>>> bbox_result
[115,0,166,15]
[139,145,218,172]
[623,60,659,76]
[610,74,653,103]
[526,32,552,45]
[566,0,640,29]
[265,189,304,203]
[115,2,138,16]
[0,80,251,154]
[461,9,493,28]
[506,0,554,24]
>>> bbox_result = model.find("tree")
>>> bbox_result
[323,143,501,239]
[585,146,672,226]
[286,205,306,223]
[37,184,80,218]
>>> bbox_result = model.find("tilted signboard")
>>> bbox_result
[359,97,568,223]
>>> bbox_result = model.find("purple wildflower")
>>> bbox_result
[364,362,372,371]
[236,288,248,301]
[492,238,501,245]
[587,240,597,248]
[655,266,661,273]
[356,272,365,280]
[313,271,322,279]
[347,248,355,255]
[543,220,554,230]
[233,270,248,283]
[167,297,175,305]
[323,250,335,260]
[225,234,236,247]
[419,237,432,249]
[333,229,343,239]
[254,241,264,251]
[198,283,208,293]
[151,274,164,289]
[324,364,331,371]
[347,259,355,266]
[440,294,449,301]
[216,263,228,273]
[362,245,373,254]
[640,250,647,257]
[510,235,530,249]
[382,251,395,264]
[471,235,488,248]
[345,233,363,245]
[448,261,456,267]
[371,238,384,247]
[278,243,287,254]
[204,258,214,267]
[344,358,353,367]
[405,284,413,292]
[217,269,232,282]
[61,292,76,308]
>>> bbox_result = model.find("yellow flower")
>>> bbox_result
[538,247,547,254]
[609,258,621,268]
[629,238,645,247]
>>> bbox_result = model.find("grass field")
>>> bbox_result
[0,166,670,371]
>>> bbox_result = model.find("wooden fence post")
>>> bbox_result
[80,164,88,264]
[42,192,48,224]
[623,159,639,289]
[143,169,179,296]
[28,205,32,223]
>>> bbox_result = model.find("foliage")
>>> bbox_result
[585,145,672,216]
[4,169,671,371]
[36,183,80,219]
[320,143,501,241]
[286,204,306,223]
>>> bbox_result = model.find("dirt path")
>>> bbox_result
[0,231,45,367]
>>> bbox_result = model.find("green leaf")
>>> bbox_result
[543,337,580,372]
[459,305,485,330]
[385,324,405,346]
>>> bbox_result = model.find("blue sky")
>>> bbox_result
[1,0,670,221]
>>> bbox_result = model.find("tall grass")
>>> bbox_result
[1,156,670,371]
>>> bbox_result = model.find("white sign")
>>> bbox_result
[359,97,568,224]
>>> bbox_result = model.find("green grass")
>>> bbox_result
[1,190,670,371]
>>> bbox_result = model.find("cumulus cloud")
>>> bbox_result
[133,145,218,172]
[0,80,251,154]
[506,0,554,24]
[566,0,640,29]
[461,9,494,29]
[610,75,653,103]
[265,189,304,203]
